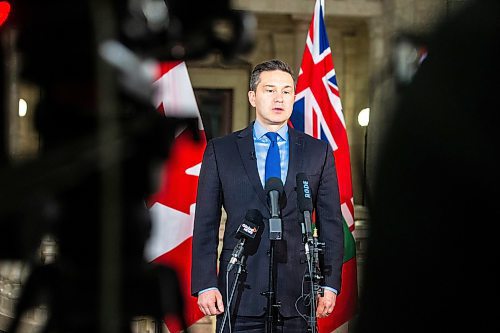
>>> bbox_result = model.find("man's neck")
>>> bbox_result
[255,119,287,133]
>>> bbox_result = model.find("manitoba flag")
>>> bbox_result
[145,61,206,332]
[289,0,358,331]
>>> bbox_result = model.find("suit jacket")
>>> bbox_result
[191,123,344,317]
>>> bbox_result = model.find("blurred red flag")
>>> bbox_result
[0,1,12,27]
[145,61,206,332]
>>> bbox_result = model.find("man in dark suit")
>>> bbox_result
[191,59,344,332]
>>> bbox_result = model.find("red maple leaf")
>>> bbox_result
[147,129,206,215]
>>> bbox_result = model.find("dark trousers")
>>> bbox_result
[216,314,308,333]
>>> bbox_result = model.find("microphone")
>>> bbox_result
[265,177,283,218]
[296,173,313,242]
[265,177,284,240]
[227,209,263,272]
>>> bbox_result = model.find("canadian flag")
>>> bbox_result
[145,61,206,332]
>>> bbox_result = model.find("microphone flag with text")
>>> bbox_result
[265,177,284,240]
[296,173,314,242]
[226,209,263,272]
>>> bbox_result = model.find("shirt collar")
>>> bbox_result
[253,120,288,141]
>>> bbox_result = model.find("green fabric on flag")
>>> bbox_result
[343,220,356,262]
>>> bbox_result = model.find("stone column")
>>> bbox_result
[292,16,309,74]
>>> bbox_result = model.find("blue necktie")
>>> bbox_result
[265,132,281,182]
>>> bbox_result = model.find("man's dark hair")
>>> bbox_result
[249,59,295,91]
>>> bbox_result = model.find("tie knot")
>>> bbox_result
[265,132,278,143]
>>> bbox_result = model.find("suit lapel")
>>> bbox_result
[236,123,269,208]
[284,127,304,199]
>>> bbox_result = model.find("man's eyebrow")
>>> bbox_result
[262,84,293,89]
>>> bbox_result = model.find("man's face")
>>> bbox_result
[248,70,295,130]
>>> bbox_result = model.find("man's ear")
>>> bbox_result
[248,90,256,107]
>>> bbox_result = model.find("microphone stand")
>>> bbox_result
[265,240,274,333]
[263,179,283,333]
[218,255,248,333]
[264,238,282,333]
[265,214,282,333]
[301,224,324,333]
[296,173,325,332]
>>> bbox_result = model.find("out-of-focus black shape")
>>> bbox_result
[355,0,500,332]
[0,0,216,332]
[391,32,429,91]
[0,103,192,331]
[0,34,6,166]
[119,0,256,60]
[6,262,186,333]
[12,0,95,87]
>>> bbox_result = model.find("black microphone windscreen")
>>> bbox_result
[237,209,263,239]
[245,209,263,224]
[265,177,284,195]
[296,173,313,212]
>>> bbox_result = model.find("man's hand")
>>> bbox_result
[316,289,337,318]
[197,289,224,316]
